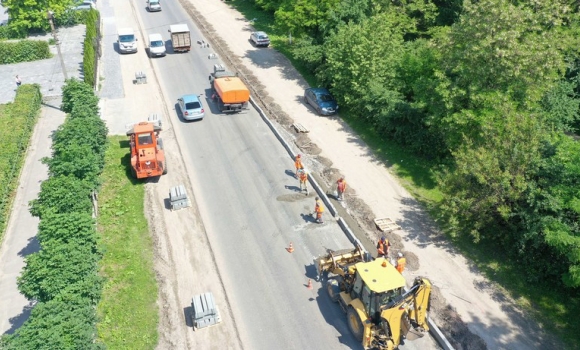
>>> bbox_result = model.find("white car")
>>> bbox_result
[147,0,161,12]
[249,31,270,47]
[148,33,166,57]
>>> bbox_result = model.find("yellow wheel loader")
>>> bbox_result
[315,248,431,350]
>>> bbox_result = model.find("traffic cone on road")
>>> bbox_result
[286,242,294,253]
[307,279,313,290]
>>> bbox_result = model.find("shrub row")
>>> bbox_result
[0,85,42,238]
[0,79,108,349]
[0,40,51,64]
[83,10,100,87]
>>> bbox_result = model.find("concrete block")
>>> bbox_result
[169,185,190,210]
[191,292,221,330]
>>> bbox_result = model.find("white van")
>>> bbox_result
[148,33,166,57]
[147,0,161,12]
[117,28,138,54]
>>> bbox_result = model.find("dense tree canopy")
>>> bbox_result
[248,0,580,288]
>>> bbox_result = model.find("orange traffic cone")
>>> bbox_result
[286,242,294,253]
[307,279,313,290]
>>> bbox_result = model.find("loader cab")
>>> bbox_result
[351,259,406,323]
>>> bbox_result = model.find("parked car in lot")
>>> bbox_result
[304,88,338,116]
[178,94,205,121]
[148,33,166,57]
[147,0,161,12]
[249,31,270,47]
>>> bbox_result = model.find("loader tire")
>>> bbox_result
[326,278,340,302]
[347,306,364,341]
[162,160,168,175]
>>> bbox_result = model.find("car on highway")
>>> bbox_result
[147,0,161,12]
[148,33,166,57]
[249,31,270,47]
[178,94,205,121]
[304,87,339,116]
[117,28,138,54]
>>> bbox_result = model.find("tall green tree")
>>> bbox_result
[0,0,74,33]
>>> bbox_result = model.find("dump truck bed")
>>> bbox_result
[214,77,250,104]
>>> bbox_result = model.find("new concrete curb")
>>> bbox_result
[249,96,454,350]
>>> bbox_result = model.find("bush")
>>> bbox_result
[17,241,101,302]
[44,141,104,188]
[0,84,41,235]
[0,40,51,64]
[28,175,93,218]
[83,9,99,87]
[38,212,97,246]
[0,293,105,350]
[61,78,99,113]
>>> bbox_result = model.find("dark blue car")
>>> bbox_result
[304,88,339,116]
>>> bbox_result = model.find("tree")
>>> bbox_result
[0,0,75,33]
[61,78,99,114]
[18,241,101,302]
[0,293,104,350]
[319,10,413,114]
[437,97,544,244]
[37,212,97,246]
[29,175,93,218]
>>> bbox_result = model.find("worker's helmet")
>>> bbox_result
[339,177,344,181]
[398,252,403,258]
[315,197,319,200]
[380,236,386,243]
[297,154,301,158]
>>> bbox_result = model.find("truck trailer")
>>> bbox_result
[209,64,250,113]
[168,24,191,52]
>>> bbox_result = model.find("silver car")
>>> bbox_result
[178,94,205,121]
[250,31,270,47]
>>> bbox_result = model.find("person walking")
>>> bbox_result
[336,177,347,201]
[15,75,21,88]
[396,252,406,274]
[313,196,324,223]
[376,236,390,258]
[298,168,309,195]
[294,154,303,178]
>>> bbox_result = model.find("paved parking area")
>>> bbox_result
[0,25,85,104]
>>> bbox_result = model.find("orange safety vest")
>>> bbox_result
[377,240,390,255]
[315,202,324,213]
[299,171,308,182]
[295,158,303,170]
[396,257,406,273]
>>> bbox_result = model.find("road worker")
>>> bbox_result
[294,154,303,178]
[298,168,309,195]
[336,177,347,200]
[314,197,324,223]
[376,236,390,258]
[396,252,406,274]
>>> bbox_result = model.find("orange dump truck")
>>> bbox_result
[209,64,250,113]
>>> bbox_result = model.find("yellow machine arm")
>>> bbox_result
[379,277,431,349]
[315,247,365,280]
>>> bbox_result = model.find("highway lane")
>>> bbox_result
[132,1,437,349]
[135,2,359,349]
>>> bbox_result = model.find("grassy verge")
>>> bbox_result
[223,1,579,348]
[96,136,158,349]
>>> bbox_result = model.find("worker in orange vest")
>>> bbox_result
[294,154,303,178]
[336,177,347,200]
[376,236,390,258]
[298,168,309,195]
[314,196,324,223]
[396,252,406,274]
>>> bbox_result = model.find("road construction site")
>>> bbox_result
[0,0,560,348]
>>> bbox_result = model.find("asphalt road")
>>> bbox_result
[132,1,439,349]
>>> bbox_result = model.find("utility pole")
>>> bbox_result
[47,10,68,81]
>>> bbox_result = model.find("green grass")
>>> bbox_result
[223,2,579,348]
[96,136,158,349]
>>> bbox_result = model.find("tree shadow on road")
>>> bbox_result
[2,301,35,335]
[17,236,40,257]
